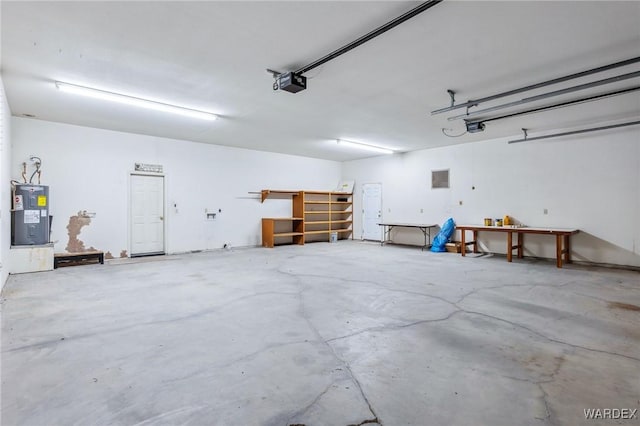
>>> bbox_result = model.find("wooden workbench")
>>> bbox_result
[456,225,579,268]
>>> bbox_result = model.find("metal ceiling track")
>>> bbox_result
[431,56,640,115]
[508,120,640,144]
[294,0,443,75]
[466,86,640,126]
[448,70,640,121]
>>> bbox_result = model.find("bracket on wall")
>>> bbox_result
[521,128,528,141]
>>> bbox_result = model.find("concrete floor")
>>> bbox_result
[1,241,639,426]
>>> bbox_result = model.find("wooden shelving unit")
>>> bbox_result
[303,191,353,243]
[260,189,352,247]
[261,217,304,248]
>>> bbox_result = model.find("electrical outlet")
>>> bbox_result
[420,208,423,213]
[459,200,463,205]
[543,208,548,215]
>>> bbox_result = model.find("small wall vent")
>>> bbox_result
[431,169,450,189]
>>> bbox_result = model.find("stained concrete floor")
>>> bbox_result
[1,241,639,426]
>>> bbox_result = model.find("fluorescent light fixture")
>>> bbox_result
[55,81,217,121]
[336,139,393,154]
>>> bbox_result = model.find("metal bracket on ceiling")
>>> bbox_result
[266,69,282,91]
[447,90,456,107]
[522,128,528,140]
[431,56,640,115]
[266,69,281,78]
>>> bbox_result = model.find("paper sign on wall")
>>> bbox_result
[335,180,354,193]
[24,210,40,224]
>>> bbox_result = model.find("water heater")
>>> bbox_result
[11,184,50,245]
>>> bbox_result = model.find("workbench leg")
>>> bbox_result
[507,232,513,262]
[473,230,479,253]
[461,230,466,256]
[564,235,571,264]
[556,235,563,268]
[517,233,523,258]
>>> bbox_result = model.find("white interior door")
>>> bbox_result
[362,183,382,241]
[130,174,165,256]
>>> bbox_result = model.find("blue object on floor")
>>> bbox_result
[430,218,456,252]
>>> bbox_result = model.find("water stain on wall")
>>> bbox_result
[66,211,92,253]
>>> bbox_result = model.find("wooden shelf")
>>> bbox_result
[304,190,336,195]
[305,230,332,235]
[304,228,353,235]
[274,232,304,237]
[262,215,304,248]
[261,190,353,247]
[260,190,301,203]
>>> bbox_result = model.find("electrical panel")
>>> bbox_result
[11,184,50,245]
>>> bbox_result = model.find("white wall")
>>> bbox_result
[343,128,640,268]
[10,117,341,257]
[10,116,640,268]
[0,76,12,287]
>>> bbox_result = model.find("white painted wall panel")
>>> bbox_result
[343,128,640,267]
[0,76,12,288]
[10,118,341,257]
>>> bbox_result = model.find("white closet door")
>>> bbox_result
[130,174,165,256]
[362,183,382,241]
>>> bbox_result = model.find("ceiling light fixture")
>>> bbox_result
[336,139,394,154]
[55,81,217,121]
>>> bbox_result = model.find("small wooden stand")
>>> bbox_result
[54,251,105,268]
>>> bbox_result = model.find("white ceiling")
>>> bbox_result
[2,1,639,161]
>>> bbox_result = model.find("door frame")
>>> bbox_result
[361,182,383,241]
[128,172,167,257]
